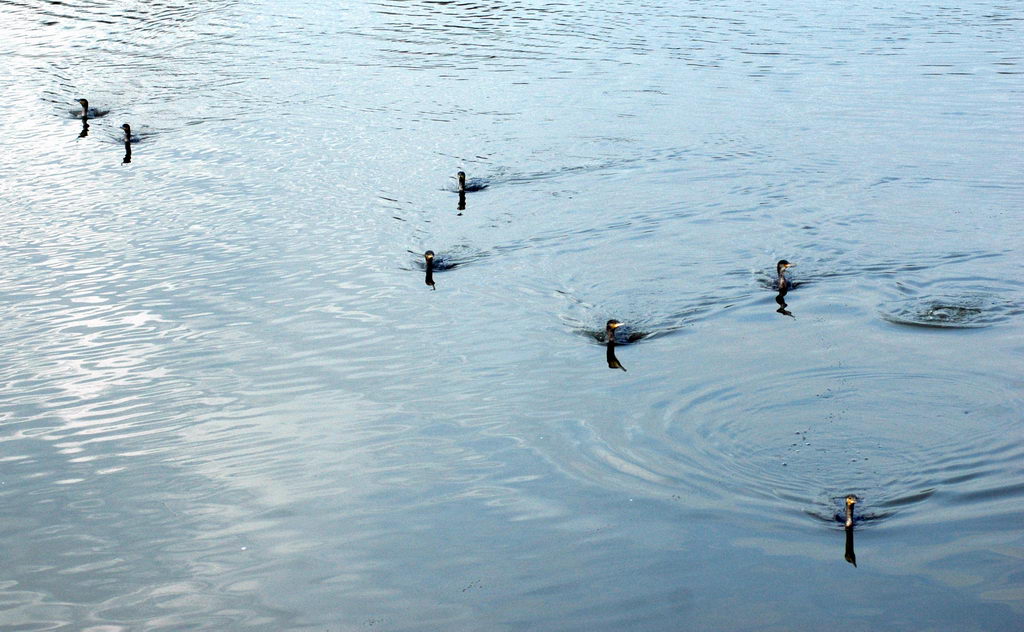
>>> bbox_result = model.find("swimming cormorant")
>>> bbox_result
[844,495,857,529]
[457,171,487,192]
[424,250,436,289]
[75,98,106,119]
[604,320,626,371]
[775,260,794,292]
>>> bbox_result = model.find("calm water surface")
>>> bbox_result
[1,0,1022,630]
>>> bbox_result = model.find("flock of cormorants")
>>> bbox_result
[435,163,861,562]
[74,97,861,563]
[74,98,134,163]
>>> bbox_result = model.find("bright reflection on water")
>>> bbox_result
[1,0,1023,629]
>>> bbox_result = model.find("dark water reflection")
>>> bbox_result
[844,527,857,567]
[605,342,627,372]
[1,0,1023,629]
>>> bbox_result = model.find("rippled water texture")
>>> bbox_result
[1,0,1022,630]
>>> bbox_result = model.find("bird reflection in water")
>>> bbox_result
[605,319,626,371]
[844,527,857,567]
[843,495,857,567]
[423,250,436,290]
[776,287,793,317]
[457,191,466,215]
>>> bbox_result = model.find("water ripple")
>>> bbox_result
[1,0,1023,628]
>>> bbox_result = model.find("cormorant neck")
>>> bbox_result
[777,266,790,290]
[845,503,854,529]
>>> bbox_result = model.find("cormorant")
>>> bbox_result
[775,260,794,292]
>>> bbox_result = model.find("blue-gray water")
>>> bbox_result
[1,0,1022,630]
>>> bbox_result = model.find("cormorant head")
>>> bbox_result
[121,123,131,134]
[457,171,466,187]
[77,98,88,108]
[605,319,623,339]
[845,495,857,507]
[777,259,793,275]
[424,250,435,261]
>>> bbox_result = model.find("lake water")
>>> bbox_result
[1,0,1022,629]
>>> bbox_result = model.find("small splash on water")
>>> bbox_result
[880,294,1014,328]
